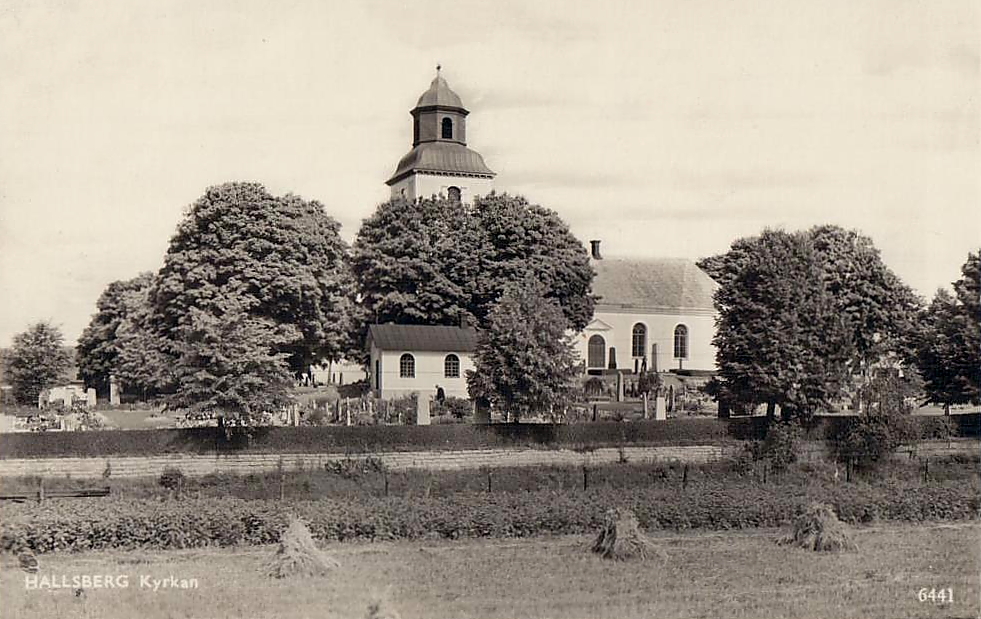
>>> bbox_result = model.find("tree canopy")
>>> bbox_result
[711,230,853,419]
[351,192,595,333]
[915,251,980,410]
[701,225,921,369]
[807,225,921,366]
[76,272,155,396]
[150,182,359,375]
[166,296,295,418]
[466,281,581,421]
[125,182,360,417]
[4,322,74,405]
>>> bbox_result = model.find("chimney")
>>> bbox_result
[589,239,602,260]
[459,314,469,329]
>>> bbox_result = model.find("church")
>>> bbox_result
[368,70,718,400]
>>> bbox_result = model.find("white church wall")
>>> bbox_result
[575,308,717,373]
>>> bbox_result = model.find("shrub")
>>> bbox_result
[760,421,802,470]
[829,414,912,469]
[158,467,185,491]
[435,397,472,419]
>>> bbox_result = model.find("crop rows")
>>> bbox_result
[1,479,977,554]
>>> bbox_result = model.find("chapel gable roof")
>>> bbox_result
[367,324,478,352]
[591,258,718,311]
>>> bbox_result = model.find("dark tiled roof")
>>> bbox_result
[416,75,464,109]
[591,258,718,311]
[387,141,496,185]
[368,324,478,352]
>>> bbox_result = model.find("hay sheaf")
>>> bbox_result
[591,508,665,561]
[266,516,340,578]
[781,502,857,552]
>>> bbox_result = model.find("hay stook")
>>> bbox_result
[266,515,340,578]
[781,502,857,552]
[591,507,664,561]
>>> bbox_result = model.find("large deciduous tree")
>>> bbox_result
[712,230,853,419]
[166,296,295,418]
[76,272,155,396]
[807,225,922,367]
[351,192,595,332]
[350,196,477,327]
[150,182,358,375]
[4,322,74,405]
[467,282,580,422]
[144,182,357,417]
[915,251,981,411]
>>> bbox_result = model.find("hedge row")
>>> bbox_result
[0,419,733,459]
[1,414,976,459]
[2,478,977,553]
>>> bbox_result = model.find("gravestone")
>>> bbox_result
[654,395,667,421]
[616,372,625,403]
[109,375,120,406]
[416,394,431,426]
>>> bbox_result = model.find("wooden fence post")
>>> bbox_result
[682,463,689,490]
[582,465,589,491]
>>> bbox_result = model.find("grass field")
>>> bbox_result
[1,522,977,619]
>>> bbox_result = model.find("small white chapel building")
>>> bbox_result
[368,323,477,400]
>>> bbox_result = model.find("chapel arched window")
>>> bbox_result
[399,354,415,378]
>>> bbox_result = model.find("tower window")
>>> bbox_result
[447,186,461,202]
[441,117,453,139]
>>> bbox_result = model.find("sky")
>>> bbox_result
[0,0,978,347]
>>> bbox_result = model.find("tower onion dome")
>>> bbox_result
[387,70,495,187]
[416,74,465,109]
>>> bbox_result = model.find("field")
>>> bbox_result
[1,522,977,619]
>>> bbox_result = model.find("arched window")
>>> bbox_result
[587,335,605,368]
[447,186,461,202]
[399,354,415,378]
[631,323,647,358]
[444,354,460,378]
[441,117,453,139]
[673,325,689,359]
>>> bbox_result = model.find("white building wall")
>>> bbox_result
[575,307,717,373]
[370,347,475,400]
[390,173,494,204]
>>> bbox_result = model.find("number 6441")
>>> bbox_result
[917,588,953,603]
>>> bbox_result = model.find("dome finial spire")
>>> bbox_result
[436,63,441,75]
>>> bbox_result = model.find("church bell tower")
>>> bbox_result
[387,68,495,203]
